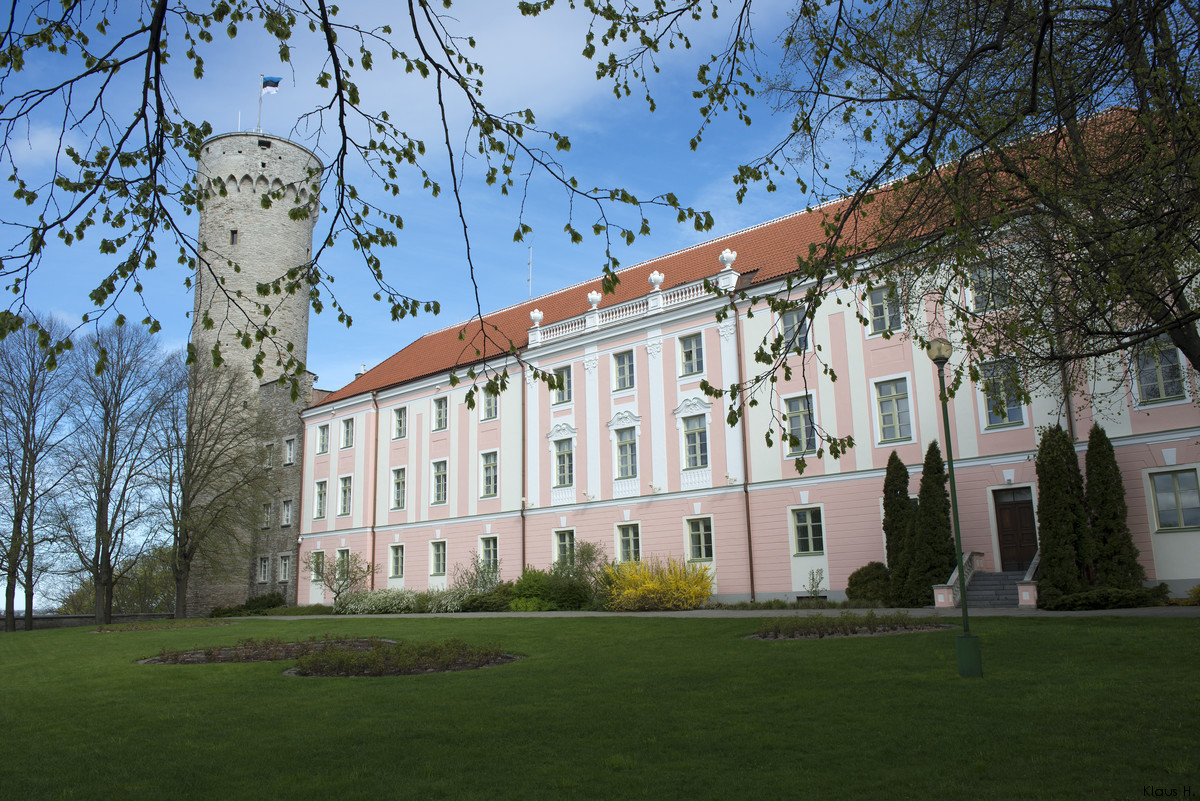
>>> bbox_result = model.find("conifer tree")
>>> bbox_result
[1085,424,1147,590]
[882,451,913,604]
[901,441,957,605]
[1035,425,1089,598]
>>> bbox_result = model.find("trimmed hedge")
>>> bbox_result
[1038,584,1169,611]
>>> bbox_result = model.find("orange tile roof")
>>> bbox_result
[312,199,869,408]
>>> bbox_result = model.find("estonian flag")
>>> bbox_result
[261,76,282,96]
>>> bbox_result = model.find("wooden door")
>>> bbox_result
[994,487,1037,572]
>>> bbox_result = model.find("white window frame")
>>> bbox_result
[481,392,498,421]
[617,522,641,562]
[613,350,636,392]
[430,540,447,576]
[1134,338,1188,407]
[433,397,449,431]
[554,438,574,488]
[283,437,296,465]
[278,554,290,583]
[977,359,1026,429]
[867,286,901,335]
[258,556,270,583]
[783,393,816,456]
[555,529,575,564]
[1149,468,1200,531]
[480,536,499,570]
[340,418,355,449]
[264,443,276,468]
[280,498,293,527]
[779,308,809,353]
[679,332,704,377]
[335,548,350,581]
[553,366,573,404]
[391,467,407,510]
[683,414,709,469]
[261,502,272,529]
[874,374,914,445]
[616,427,638,479]
[337,475,353,517]
[310,551,325,581]
[431,459,449,505]
[970,260,1010,312]
[313,480,327,519]
[390,544,405,578]
[480,450,499,498]
[393,407,408,439]
[791,505,825,555]
[316,424,329,455]
[686,516,714,562]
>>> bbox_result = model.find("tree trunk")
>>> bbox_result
[174,568,189,620]
[4,523,20,632]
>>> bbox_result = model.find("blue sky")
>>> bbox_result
[3,0,823,392]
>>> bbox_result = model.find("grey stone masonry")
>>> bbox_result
[192,132,321,382]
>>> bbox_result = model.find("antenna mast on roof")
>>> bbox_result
[528,245,533,298]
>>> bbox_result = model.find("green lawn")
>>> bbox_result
[1,615,1195,800]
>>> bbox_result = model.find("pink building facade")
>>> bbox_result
[296,211,1200,604]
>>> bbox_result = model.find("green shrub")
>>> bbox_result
[1188,583,1200,606]
[509,596,556,612]
[513,568,552,600]
[513,565,591,610]
[209,591,286,618]
[846,561,891,603]
[602,555,713,611]
[459,582,515,612]
[1038,584,1169,611]
[755,611,945,638]
[263,604,333,616]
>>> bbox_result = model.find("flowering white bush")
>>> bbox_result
[335,588,420,615]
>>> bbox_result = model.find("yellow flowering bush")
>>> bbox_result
[602,555,713,611]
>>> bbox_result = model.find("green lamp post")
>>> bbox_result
[926,337,983,678]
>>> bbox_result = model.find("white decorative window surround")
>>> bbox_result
[674,397,713,490]
[480,451,499,498]
[679,333,703,376]
[547,422,578,506]
[868,287,902,334]
[341,418,355,449]
[553,366,573,404]
[313,480,327,519]
[978,359,1026,428]
[482,392,498,421]
[784,394,816,455]
[614,350,636,391]
[393,407,407,439]
[432,460,448,505]
[283,437,296,465]
[780,309,809,353]
[433,397,449,431]
[608,410,642,498]
[316,424,329,454]
[1135,338,1187,406]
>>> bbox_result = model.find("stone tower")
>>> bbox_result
[186,132,323,616]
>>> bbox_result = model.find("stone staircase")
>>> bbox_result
[964,571,1024,608]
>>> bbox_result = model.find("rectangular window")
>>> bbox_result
[555,529,575,564]
[431,541,447,575]
[278,555,290,582]
[619,523,641,562]
[688,518,714,561]
[264,443,275,468]
[1136,338,1185,404]
[554,439,574,487]
[781,309,809,352]
[480,452,499,498]
[281,499,293,527]
[258,556,269,582]
[432,460,448,504]
[481,536,498,570]
[338,476,352,516]
[614,350,635,391]
[390,545,405,578]
[341,418,354,449]
[314,480,327,519]
[393,407,407,439]
[793,507,824,554]
[680,333,704,376]
[616,427,637,478]
[261,502,272,529]
[336,549,350,580]
[482,392,498,421]
[785,395,816,455]
[980,360,1024,427]
[433,397,448,431]
[876,378,911,442]
[310,551,325,581]
[230,229,238,245]
[970,260,1010,311]
[317,424,329,454]
[684,415,708,469]
[283,437,295,465]
[553,366,573,404]
[1151,470,1200,529]
[391,467,406,510]
[869,287,901,334]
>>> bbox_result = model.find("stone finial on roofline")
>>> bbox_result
[587,290,602,310]
[648,270,665,290]
[528,308,544,346]
[716,248,739,292]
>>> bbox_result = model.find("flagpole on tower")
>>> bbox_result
[257,74,264,132]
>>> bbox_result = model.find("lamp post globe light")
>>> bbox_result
[926,337,983,678]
